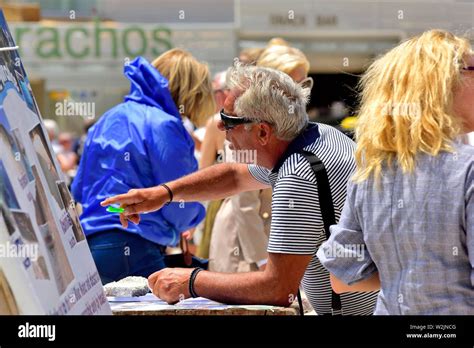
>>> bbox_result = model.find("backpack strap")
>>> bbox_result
[297,150,342,315]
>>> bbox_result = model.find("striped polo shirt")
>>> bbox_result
[248,122,378,315]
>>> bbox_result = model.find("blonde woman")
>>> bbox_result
[238,47,265,65]
[72,49,215,284]
[257,44,311,85]
[317,30,474,314]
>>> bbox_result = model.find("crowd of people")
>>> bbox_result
[50,29,473,315]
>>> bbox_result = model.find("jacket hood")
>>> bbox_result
[123,56,180,118]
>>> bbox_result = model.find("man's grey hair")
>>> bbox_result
[226,64,310,141]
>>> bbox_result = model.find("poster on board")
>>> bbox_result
[0,10,110,315]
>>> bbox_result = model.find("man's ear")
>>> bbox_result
[257,123,273,146]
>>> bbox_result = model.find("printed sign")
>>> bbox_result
[0,10,110,315]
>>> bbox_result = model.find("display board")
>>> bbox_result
[0,10,110,315]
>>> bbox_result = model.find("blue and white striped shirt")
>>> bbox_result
[249,123,378,315]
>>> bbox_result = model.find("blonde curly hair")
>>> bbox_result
[257,45,310,76]
[353,29,472,182]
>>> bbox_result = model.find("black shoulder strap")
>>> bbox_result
[297,150,342,316]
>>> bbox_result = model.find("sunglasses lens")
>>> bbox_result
[223,122,234,130]
[220,109,253,130]
[220,114,231,130]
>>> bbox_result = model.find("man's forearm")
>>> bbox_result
[193,270,292,307]
[165,163,240,202]
[165,163,267,203]
[330,272,380,294]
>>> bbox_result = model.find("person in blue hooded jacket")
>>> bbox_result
[72,49,215,284]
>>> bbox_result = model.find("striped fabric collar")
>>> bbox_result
[271,122,320,175]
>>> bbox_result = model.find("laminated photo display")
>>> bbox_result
[0,11,110,315]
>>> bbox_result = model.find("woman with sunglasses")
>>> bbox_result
[317,30,474,314]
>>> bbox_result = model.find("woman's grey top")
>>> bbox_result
[317,141,474,314]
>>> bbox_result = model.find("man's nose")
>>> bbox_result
[217,120,226,131]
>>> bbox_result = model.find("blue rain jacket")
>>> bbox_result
[72,57,205,246]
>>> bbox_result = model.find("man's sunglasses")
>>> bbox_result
[220,109,254,130]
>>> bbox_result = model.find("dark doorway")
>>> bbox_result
[307,72,362,119]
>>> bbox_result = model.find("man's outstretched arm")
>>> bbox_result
[166,162,269,203]
[100,163,269,227]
